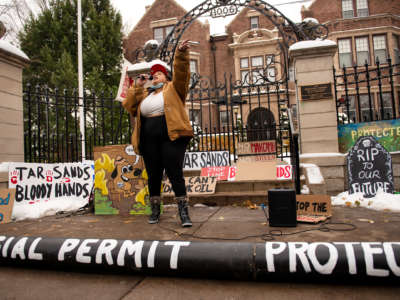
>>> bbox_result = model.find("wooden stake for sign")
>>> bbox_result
[0,189,15,224]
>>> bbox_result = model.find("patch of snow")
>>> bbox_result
[12,198,88,221]
[0,40,29,61]
[332,189,400,212]
[301,163,324,184]
[289,39,337,52]
[0,162,10,173]
[303,17,319,24]
[301,184,310,194]
[300,152,345,158]
[128,59,171,73]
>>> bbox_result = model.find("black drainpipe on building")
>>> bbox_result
[210,36,217,87]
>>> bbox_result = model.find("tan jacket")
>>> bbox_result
[122,49,194,154]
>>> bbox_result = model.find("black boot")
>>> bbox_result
[148,196,161,224]
[177,196,192,227]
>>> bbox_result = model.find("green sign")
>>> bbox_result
[338,119,400,153]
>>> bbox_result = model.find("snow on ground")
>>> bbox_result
[12,198,88,221]
[332,189,400,212]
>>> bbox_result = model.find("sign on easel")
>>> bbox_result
[347,136,394,198]
[0,189,15,224]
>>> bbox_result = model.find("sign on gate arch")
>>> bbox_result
[157,0,328,69]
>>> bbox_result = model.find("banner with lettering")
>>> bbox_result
[338,119,400,153]
[8,162,94,220]
[183,151,230,170]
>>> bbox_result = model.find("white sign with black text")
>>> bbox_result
[183,151,230,170]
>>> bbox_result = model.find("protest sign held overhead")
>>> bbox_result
[347,136,394,198]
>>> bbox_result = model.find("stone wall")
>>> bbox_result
[0,42,29,189]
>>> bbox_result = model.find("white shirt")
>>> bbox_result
[140,91,165,117]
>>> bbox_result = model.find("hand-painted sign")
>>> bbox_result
[296,195,331,223]
[338,119,400,153]
[183,151,229,170]
[162,176,217,195]
[347,136,394,198]
[237,140,276,155]
[200,166,236,181]
[276,165,292,180]
[0,189,15,224]
[8,162,94,220]
[94,144,149,216]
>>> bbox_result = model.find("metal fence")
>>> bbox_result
[23,84,132,162]
[334,56,400,125]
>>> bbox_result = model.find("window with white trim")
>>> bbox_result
[356,0,369,17]
[153,25,174,44]
[240,55,276,84]
[355,37,370,66]
[219,110,229,127]
[338,39,352,68]
[250,16,259,29]
[373,35,387,64]
[342,0,354,19]
[380,93,394,119]
[360,94,374,122]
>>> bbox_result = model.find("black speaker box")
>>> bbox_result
[268,189,297,227]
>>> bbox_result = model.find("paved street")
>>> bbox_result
[0,205,399,299]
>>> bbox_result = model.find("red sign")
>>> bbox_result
[276,165,292,180]
[201,166,236,181]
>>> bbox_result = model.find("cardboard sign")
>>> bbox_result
[276,165,292,180]
[347,136,394,198]
[183,151,230,170]
[8,163,94,220]
[237,154,276,162]
[237,140,276,156]
[235,161,276,181]
[296,195,331,223]
[94,144,148,215]
[0,189,15,224]
[162,176,217,195]
[200,166,236,181]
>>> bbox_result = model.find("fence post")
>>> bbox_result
[0,39,30,188]
[289,40,339,154]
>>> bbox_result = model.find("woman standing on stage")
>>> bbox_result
[122,40,193,227]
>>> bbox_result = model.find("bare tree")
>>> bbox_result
[0,0,48,44]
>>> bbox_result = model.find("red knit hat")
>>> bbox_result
[150,64,168,77]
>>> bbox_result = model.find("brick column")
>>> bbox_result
[289,40,338,154]
[0,40,30,188]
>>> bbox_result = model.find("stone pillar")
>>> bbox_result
[289,40,338,154]
[0,39,30,188]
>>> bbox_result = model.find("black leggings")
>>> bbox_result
[139,115,189,197]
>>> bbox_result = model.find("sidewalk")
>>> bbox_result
[0,205,399,299]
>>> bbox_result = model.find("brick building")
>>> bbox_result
[123,0,400,132]
[303,0,400,122]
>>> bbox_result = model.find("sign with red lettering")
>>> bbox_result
[237,140,276,156]
[276,165,292,180]
[200,166,237,181]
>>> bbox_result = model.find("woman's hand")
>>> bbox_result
[136,74,148,87]
[178,39,190,52]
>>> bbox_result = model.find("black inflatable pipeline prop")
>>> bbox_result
[0,236,399,283]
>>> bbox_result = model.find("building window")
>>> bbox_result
[153,25,174,44]
[356,0,369,17]
[394,35,400,64]
[373,35,387,64]
[251,56,263,83]
[219,110,229,127]
[355,37,370,66]
[338,39,352,68]
[342,0,354,19]
[239,55,276,84]
[251,56,263,68]
[190,59,198,74]
[380,93,394,119]
[189,109,201,126]
[240,58,249,68]
[250,16,259,29]
[359,94,374,122]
